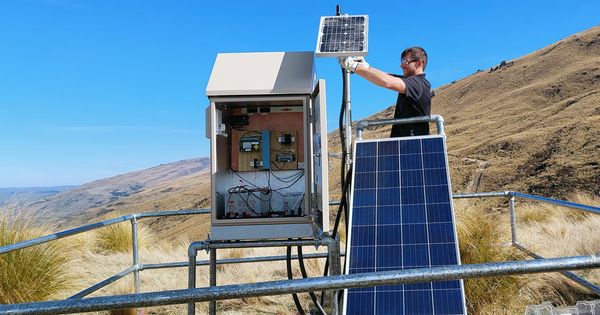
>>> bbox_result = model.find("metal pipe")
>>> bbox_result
[187,251,197,315]
[510,192,600,215]
[355,115,445,139]
[452,191,511,199]
[206,239,319,249]
[322,235,341,314]
[0,215,133,254]
[509,196,517,245]
[187,241,207,315]
[514,243,600,296]
[142,252,341,271]
[68,267,136,300]
[344,69,352,169]
[4,255,600,314]
[138,209,210,219]
[209,248,217,315]
[130,217,141,315]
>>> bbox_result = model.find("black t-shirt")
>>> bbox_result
[390,73,432,137]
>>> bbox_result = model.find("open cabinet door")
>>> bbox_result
[311,79,330,233]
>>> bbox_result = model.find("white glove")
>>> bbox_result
[338,57,370,73]
[353,56,370,70]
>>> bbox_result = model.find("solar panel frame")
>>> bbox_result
[315,15,369,57]
[343,135,467,315]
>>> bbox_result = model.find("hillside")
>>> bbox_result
[347,26,600,199]
[22,158,210,228]
[0,186,76,208]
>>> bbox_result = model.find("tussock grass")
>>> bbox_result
[0,212,72,303]
[454,200,528,313]
[518,194,600,302]
[94,219,152,254]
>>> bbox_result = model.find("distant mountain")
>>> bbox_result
[0,186,77,208]
[24,158,210,227]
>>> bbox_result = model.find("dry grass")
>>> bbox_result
[94,218,153,254]
[4,192,599,313]
[0,211,72,304]
[451,192,600,313]
[454,200,530,314]
[517,194,600,304]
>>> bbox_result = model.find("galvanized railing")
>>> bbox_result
[1,192,599,314]
[453,191,600,295]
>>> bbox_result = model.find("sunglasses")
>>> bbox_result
[401,58,419,65]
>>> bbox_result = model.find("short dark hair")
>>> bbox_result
[401,46,428,70]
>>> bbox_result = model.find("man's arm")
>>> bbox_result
[355,64,407,94]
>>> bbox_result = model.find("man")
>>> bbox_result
[339,47,431,137]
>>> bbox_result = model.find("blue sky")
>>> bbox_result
[0,0,598,187]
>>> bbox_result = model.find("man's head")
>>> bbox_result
[400,46,427,77]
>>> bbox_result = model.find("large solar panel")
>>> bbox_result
[343,135,466,315]
[315,15,368,57]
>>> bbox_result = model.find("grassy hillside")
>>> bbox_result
[22,158,209,228]
[351,26,600,199]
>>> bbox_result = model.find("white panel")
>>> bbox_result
[311,79,330,233]
[206,52,315,96]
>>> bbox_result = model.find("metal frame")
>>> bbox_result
[2,193,600,314]
[186,236,341,315]
[356,115,446,139]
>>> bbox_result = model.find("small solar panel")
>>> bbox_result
[315,15,368,57]
[343,135,466,315]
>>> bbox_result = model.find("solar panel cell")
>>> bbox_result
[316,15,368,57]
[344,136,466,315]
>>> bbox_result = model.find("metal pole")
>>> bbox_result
[187,251,197,315]
[131,217,141,315]
[509,196,517,245]
[4,255,600,315]
[323,235,341,315]
[344,69,352,169]
[209,249,217,315]
[207,239,317,249]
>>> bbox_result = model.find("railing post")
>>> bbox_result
[509,195,517,245]
[209,248,217,315]
[322,235,341,314]
[187,251,197,315]
[131,216,142,315]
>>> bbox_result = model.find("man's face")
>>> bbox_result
[400,53,419,77]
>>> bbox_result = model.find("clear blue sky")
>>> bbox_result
[1,0,598,187]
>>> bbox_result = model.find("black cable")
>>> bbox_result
[297,244,326,315]
[287,243,305,315]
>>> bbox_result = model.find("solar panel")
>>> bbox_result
[315,15,369,57]
[343,135,466,315]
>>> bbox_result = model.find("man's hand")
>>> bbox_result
[338,56,370,73]
[353,56,370,70]
[338,57,359,72]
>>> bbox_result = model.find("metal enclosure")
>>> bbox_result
[206,52,329,241]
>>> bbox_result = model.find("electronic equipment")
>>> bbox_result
[206,52,329,241]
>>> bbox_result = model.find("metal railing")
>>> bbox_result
[453,191,600,295]
[355,115,446,139]
[1,192,599,314]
